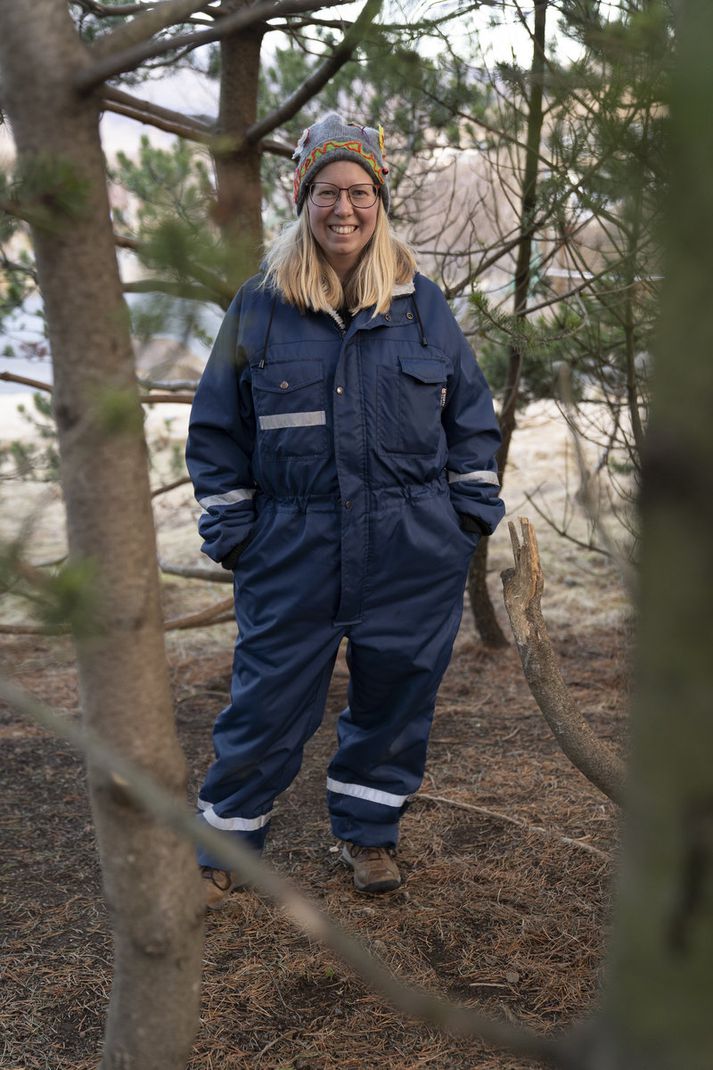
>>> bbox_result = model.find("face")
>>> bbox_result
[306,160,380,281]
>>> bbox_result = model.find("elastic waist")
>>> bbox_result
[259,476,448,513]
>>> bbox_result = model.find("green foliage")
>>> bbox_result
[13,153,92,231]
[41,556,101,637]
[0,536,99,637]
[0,393,60,482]
[93,386,144,437]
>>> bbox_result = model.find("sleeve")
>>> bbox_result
[185,291,257,565]
[442,328,506,537]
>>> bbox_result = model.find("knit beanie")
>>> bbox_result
[292,112,390,214]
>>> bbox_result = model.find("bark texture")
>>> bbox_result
[594,4,713,1065]
[213,0,265,283]
[501,518,626,806]
[0,5,203,1068]
[468,0,548,647]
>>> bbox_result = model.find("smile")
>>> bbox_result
[329,225,358,234]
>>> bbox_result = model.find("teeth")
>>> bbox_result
[330,226,357,234]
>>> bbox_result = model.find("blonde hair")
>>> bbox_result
[262,201,417,316]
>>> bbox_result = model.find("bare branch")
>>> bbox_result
[244,0,381,145]
[76,0,349,93]
[159,557,232,581]
[0,673,566,1067]
[501,518,626,807]
[88,0,215,60]
[0,371,51,393]
[416,793,611,862]
[151,476,192,498]
[102,85,212,142]
[259,137,295,159]
[71,0,153,16]
[164,596,234,629]
[0,371,194,405]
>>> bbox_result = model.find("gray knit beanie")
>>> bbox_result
[292,112,390,214]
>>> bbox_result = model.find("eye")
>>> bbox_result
[312,184,337,204]
[350,185,373,204]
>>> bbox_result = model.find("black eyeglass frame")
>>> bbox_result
[308,182,380,209]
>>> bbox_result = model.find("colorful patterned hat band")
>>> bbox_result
[292,112,390,214]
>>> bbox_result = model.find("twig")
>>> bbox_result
[151,476,192,499]
[163,597,234,630]
[416,792,612,862]
[159,558,232,582]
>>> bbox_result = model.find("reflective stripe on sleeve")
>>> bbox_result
[197,799,272,832]
[447,469,500,487]
[258,411,326,430]
[326,777,409,808]
[197,487,256,508]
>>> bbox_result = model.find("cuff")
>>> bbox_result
[220,539,249,571]
[458,513,489,537]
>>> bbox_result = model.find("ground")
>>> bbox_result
[0,399,631,1069]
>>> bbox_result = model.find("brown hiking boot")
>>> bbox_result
[340,842,401,894]
[200,866,234,910]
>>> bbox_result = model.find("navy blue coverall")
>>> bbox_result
[186,272,505,863]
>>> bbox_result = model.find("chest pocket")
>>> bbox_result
[252,360,327,457]
[378,354,448,455]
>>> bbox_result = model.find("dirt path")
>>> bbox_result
[1,606,626,1070]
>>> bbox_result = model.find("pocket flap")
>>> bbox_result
[398,355,447,384]
[252,360,324,394]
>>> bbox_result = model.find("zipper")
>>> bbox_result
[326,307,347,337]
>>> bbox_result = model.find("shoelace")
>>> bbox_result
[349,845,392,860]
[201,867,231,890]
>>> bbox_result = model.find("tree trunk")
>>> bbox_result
[592,3,713,1065]
[0,5,204,1068]
[468,0,548,647]
[213,0,265,285]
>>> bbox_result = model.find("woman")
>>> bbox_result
[186,113,505,907]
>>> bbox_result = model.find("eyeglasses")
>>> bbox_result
[309,182,379,209]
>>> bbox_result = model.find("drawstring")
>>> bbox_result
[411,296,428,347]
[258,291,278,368]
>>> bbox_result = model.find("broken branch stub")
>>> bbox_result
[501,518,626,807]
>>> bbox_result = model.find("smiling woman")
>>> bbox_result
[185,112,505,908]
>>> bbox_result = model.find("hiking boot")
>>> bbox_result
[340,842,401,894]
[200,866,234,910]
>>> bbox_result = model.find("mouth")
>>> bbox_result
[328,225,358,234]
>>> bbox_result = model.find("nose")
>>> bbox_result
[333,189,353,215]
